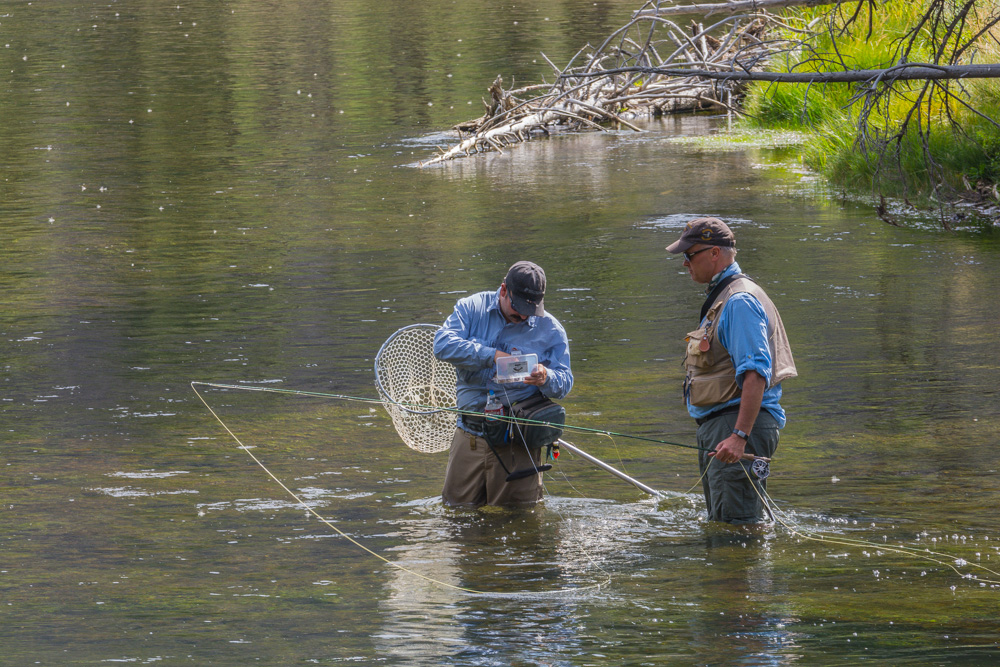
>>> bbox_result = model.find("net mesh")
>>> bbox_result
[374,324,458,454]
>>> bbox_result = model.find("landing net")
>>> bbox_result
[374,323,458,454]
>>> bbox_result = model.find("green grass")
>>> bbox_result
[739,2,1000,205]
[668,128,810,150]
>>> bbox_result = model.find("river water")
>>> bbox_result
[3,1,1000,664]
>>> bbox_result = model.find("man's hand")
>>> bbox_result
[522,364,548,386]
[708,435,746,464]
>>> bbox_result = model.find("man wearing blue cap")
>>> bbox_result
[434,261,574,507]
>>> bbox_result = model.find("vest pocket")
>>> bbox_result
[685,328,711,367]
[686,372,741,407]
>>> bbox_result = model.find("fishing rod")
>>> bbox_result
[192,382,1000,590]
[191,381,771,489]
[191,381,767,460]
[557,438,664,497]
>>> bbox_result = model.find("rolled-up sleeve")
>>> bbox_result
[540,336,573,399]
[718,293,773,388]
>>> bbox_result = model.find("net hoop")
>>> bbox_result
[374,323,458,454]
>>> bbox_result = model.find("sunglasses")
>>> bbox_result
[683,247,713,261]
[503,291,529,321]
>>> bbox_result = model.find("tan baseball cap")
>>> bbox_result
[665,217,736,253]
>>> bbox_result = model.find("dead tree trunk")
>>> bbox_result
[569,62,1000,83]
[634,0,839,18]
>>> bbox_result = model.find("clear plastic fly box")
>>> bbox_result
[496,353,538,383]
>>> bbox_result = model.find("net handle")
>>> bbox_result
[373,323,454,416]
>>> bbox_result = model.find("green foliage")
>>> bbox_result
[742,80,845,129]
[740,1,1000,203]
[959,80,1000,183]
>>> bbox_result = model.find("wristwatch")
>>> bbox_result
[732,428,749,440]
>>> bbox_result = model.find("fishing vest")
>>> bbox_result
[683,277,797,407]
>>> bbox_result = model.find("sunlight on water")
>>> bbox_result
[4,0,1000,664]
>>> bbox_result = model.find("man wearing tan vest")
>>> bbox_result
[666,218,797,524]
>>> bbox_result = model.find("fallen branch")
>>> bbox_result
[421,12,777,166]
[633,0,838,19]
[567,62,1000,83]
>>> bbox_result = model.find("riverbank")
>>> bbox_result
[738,1,1000,227]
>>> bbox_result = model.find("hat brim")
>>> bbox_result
[665,238,693,254]
[510,292,544,317]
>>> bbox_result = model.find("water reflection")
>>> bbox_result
[374,494,815,665]
[681,525,802,665]
[376,495,694,663]
[5,0,1000,663]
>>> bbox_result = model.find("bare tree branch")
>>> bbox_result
[565,62,1000,83]
[633,0,838,18]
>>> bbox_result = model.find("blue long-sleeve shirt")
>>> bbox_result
[688,262,786,427]
[434,288,573,433]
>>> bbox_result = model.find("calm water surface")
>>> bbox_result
[3,1,1000,664]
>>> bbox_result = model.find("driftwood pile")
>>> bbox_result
[421,1,783,166]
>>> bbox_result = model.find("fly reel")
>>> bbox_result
[751,457,770,480]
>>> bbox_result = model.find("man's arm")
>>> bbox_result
[433,297,496,370]
[709,370,764,463]
[530,334,573,398]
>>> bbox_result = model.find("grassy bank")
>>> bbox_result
[740,1,1000,217]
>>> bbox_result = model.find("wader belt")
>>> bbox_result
[461,414,486,435]
[695,404,741,426]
